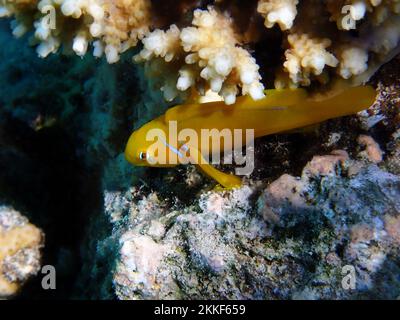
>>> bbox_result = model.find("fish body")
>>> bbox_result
[125,86,377,188]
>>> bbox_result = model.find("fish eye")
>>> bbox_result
[139,151,147,160]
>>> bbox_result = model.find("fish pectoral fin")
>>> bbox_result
[195,162,242,189]
[188,147,242,189]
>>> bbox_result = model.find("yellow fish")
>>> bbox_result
[125,86,376,188]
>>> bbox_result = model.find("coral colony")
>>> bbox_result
[1,0,399,103]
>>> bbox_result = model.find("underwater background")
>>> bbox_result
[0,1,400,300]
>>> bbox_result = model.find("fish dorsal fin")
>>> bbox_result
[165,101,224,123]
[244,88,308,109]
[165,88,308,123]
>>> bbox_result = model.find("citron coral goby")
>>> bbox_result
[125,86,377,189]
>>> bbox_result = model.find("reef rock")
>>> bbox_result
[106,147,400,299]
[0,205,44,299]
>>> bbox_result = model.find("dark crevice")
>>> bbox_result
[0,114,104,299]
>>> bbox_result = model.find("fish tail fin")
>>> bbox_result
[188,147,242,189]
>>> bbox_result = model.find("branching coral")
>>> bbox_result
[134,7,265,104]
[276,0,400,87]
[0,0,151,62]
[1,0,400,102]
[257,0,298,31]
[337,46,369,79]
[327,0,400,30]
[280,33,339,87]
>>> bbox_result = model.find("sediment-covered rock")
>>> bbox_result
[107,144,400,299]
